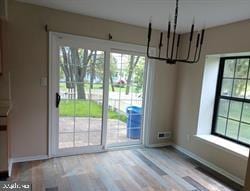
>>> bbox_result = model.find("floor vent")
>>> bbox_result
[45,187,58,191]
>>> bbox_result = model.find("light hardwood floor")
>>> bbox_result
[9,147,242,191]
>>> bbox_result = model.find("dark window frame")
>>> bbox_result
[212,56,250,147]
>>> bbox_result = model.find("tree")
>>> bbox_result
[88,51,105,89]
[110,55,118,92]
[61,47,74,89]
[231,59,249,97]
[90,51,97,89]
[60,47,75,99]
[125,55,140,95]
[134,57,145,93]
[222,59,249,97]
[60,47,94,99]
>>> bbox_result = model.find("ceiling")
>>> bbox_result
[18,0,250,33]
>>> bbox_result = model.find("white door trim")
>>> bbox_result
[101,51,110,149]
[48,32,59,157]
[143,55,156,147]
[48,32,156,157]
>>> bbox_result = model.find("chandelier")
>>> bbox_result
[147,0,205,64]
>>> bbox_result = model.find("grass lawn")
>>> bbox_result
[59,99,127,123]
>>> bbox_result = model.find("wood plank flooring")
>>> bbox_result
[9,147,243,191]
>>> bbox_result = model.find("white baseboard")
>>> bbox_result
[146,142,172,148]
[8,155,48,177]
[11,155,49,163]
[172,144,245,186]
[108,144,143,151]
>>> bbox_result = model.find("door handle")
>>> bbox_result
[56,93,61,108]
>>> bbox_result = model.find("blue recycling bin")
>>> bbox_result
[126,106,142,139]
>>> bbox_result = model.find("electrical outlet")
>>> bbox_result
[158,131,171,139]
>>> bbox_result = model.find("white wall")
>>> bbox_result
[0,0,177,158]
[1,0,249,184]
[197,56,220,135]
[174,19,250,181]
[245,152,250,190]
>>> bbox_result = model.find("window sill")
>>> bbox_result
[194,135,249,160]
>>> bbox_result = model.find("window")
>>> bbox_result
[212,56,250,147]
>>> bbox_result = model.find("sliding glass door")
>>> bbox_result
[51,44,106,155]
[58,47,105,150]
[107,52,147,146]
[50,33,151,156]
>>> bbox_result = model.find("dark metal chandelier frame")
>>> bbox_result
[147,0,205,64]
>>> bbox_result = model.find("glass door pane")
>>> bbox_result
[58,46,105,150]
[107,52,146,146]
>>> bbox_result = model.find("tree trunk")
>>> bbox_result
[75,49,93,99]
[61,47,94,99]
[90,51,97,89]
[110,74,115,92]
[77,83,86,99]
[126,70,133,95]
[125,56,140,95]
[61,47,74,89]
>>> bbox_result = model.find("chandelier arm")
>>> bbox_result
[147,26,167,61]
[191,33,200,62]
[192,46,199,62]
[170,33,176,60]
[147,40,176,64]
[185,24,194,61]
[147,54,170,62]
[170,0,178,60]
[175,34,181,59]
[175,0,179,24]
[166,37,170,59]
[148,22,152,43]
[194,29,205,62]
[176,46,201,64]
[180,30,204,63]
[146,22,153,59]
[147,43,178,64]
[194,45,203,63]
[185,45,199,63]
[147,38,168,62]
[175,38,203,64]
[158,32,163,57]
[166,21,171,59]
[146,37,151,58]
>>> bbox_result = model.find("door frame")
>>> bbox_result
[48,32,155,157]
